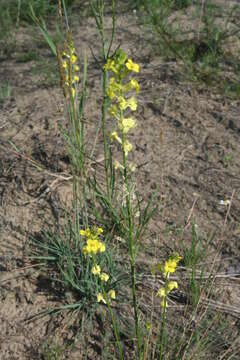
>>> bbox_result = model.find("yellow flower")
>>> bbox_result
[118,96,137,111]
[167,281,178,291]
[129,163,136,172]
[74,65,79,71]
[163,254,181,276]
[73,75,79,83]
[127,97,137,111]
[97,227,103,234]
[70,54,77,64]
[82,239,105,255]
[106,77,122,99]
[107,86,116,100]
[100,273,109,282]
[164,259,177,274]
[110,131,122,144]
[91,264,101,275]
[80,228,91,238]
[118,96,128,110]
[108,289,116,300]
[97,293,106,304]
[62,60,67,69]
[124,79,140,94]
[130,79,140,93]
[98,242,106,253]
[114,160,124,170]
[104,59,118,74]
[156,288,167,298]
[80,227,103,240]
[118,117,136,134]
[126,59,139,73]
[108,104,118,118]
[123,140,133,156]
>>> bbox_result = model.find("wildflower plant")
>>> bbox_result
[31,1,166,359]
[24,1,240,359]
[56,30,87,177]
[153,253,182,359]
[105,50,139,167]
[103,49,143,357]
[80,226,122,358]
[80,226,115,304]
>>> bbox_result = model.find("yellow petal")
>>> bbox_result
[108,289,116,299]
[97,293,106,304]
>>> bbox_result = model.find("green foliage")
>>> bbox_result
[0,0,75,25]
[31,224,119,314]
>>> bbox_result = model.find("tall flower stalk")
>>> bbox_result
[56,30,87,235]
[153,253,182,359]
[104,50,141,357]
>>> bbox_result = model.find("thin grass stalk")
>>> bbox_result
[61,0,69,30]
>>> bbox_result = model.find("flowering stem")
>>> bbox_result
[101,284,124,360]
[121,124,141,358]
[101,68,111,200]
[158,278,169,360]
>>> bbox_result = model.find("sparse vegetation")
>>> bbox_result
[139,0,240,95]
[0,0,239,359]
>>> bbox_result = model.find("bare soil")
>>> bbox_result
[0,3,240,359]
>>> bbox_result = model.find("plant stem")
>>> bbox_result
[159,286,167,360]
[101,285,124,360]
[91,0,116,201]
[121,128,141,358]
[101,68,111,199]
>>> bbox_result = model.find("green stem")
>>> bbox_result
[121,127,141,358]
[101,69,111,199]
[159,282,168,360]
[101,285,124,360]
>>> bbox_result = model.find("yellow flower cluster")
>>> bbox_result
[80,227,105,255]
[62,45,79,98]
[97,290,116,304]
[163,254,181,278]
[57,32,79,99]
[82,239,105,255]
[91,264,109,282]
[81,227,116,304]
[154,254,181,307]
[104,50,139,168]
[156,281,178,308]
